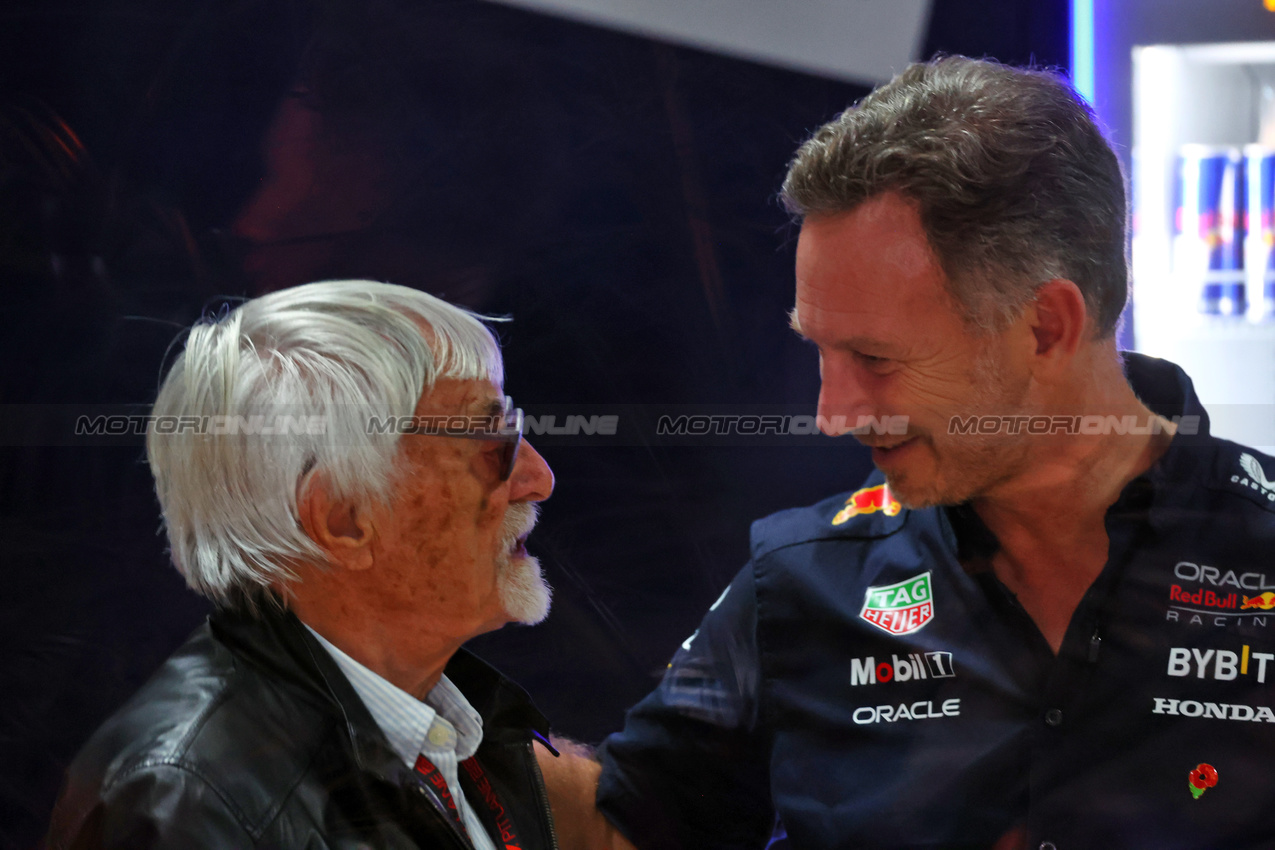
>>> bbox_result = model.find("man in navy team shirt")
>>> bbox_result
[537,56,1275,849]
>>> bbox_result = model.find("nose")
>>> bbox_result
[816,353,874,436]
[509,439,554,502]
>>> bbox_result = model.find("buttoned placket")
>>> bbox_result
[1020,478,1158,849]
[303,625,498,850]
[414,714,498,850]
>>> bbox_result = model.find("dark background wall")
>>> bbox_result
[0,1,1066,845]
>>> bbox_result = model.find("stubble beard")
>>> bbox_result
[883,341,1032,509]
[495,502,552,625]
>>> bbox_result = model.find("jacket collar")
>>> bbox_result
[208,605,551,779]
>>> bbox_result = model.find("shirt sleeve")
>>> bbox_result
[596,563,774,850]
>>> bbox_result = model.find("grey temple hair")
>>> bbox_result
[147,280,504,612]
[781,55,1129,337]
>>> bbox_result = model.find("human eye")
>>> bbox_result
[854,351,890,367]
[472,439,506,477]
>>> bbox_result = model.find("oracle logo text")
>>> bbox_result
[852,699,960,725]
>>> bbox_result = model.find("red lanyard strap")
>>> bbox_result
[414,755,471,841]
[458,758,523,850]
[413,755,524,850]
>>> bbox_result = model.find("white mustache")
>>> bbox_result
[502,502,539,548]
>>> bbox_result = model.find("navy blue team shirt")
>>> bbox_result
[597,354,1275,849]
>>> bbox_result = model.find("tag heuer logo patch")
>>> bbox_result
[860,572,935,636]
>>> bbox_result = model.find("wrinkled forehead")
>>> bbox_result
[414,377,505,417]
[792,204,965,348]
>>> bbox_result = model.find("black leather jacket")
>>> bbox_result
[45,607,561,849]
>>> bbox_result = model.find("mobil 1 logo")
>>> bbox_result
[850,651,956,686]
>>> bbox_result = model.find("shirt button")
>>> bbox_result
[1045,708,1063,727]
[1039,842,1057,850]
[428,724,456,747]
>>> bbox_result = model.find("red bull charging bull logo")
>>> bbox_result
[859,572,935,636]
[832,484,902,526]
[1242,592,1275,611]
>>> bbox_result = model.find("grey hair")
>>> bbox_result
[781,55,1128,337]
[147,280,504,612]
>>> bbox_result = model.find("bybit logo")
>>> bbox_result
[1166,645,1275,682]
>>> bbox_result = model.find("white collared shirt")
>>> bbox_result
[304,625,498,850]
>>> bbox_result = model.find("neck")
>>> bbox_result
[974,402,1171,552]
[968,351,1175,649]
[288,590,464,700]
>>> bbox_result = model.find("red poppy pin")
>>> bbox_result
[1188,763,1218,799]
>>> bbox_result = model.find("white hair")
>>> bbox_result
[147,280,504,611]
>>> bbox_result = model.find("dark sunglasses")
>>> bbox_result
[407,395,523,481]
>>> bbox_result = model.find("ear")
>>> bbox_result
[297,470,376,571]
[1027,279,1087,375]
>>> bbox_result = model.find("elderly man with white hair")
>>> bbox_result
[47,280,561,850]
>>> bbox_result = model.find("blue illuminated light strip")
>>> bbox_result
[1071,0,1095,104]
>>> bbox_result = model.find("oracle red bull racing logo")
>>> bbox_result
[832,484,902,526]
[1167,561,1275,627]
[859,572,935,636]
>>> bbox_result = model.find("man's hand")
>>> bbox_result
[534,738,637,850]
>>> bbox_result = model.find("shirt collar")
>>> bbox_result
[1121,351,1210,437]
[302,624,484,767]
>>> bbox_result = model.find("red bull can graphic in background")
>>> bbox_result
[1244,144,1275,319]
[1176,145,1245,316]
